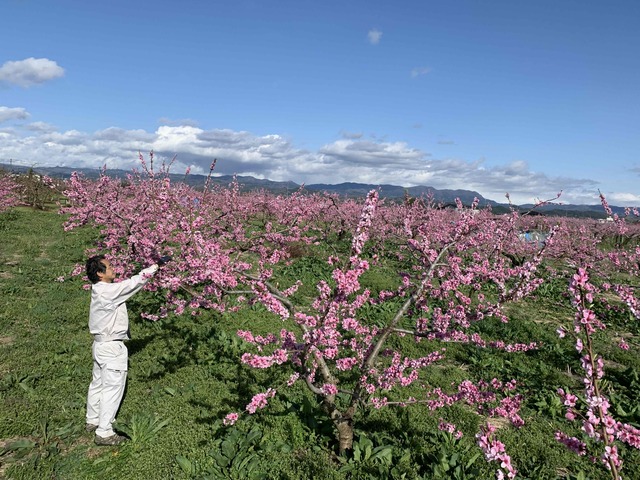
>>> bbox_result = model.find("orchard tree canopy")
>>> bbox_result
[61,156,640,479]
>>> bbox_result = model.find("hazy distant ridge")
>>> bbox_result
[0,163,620,217]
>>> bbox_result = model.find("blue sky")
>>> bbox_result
[1,0,639,205]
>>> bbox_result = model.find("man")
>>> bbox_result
[84,254,170,445]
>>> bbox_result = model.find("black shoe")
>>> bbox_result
[86,423,98,433]
[95,433,127,446]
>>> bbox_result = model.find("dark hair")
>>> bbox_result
[86,255,107,284]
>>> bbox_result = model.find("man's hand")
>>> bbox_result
[158,255,172,266]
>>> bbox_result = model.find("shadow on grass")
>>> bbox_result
[128,317,235,380]
[126,334,160,357]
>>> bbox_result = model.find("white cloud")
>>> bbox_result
[411,67,430,78]
[0,106,30,123]
[367,29,382,45]
[0,58,65,87]
[0,121,631,206]
[605,192,640,204]
[319,139,424,168]
[26,121,56,133]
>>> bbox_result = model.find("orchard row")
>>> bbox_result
[52,158,640,478]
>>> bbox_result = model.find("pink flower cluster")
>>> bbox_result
[555,266,640,477]
[246,388,276,414]
[350,190,378,257]
[423,329,538,353]
[438,419,463,439]
[0,174,22,212]
[223,412,238,426]
[241,349,288,369]
[476,423,517,479]
[555,431,587,456]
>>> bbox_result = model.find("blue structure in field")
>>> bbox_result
[518,230,549,247]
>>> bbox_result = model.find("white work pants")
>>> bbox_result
[86,341,128,438]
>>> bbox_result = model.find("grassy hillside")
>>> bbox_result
[1,208,639,479]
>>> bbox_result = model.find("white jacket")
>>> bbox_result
[89,265,158,342]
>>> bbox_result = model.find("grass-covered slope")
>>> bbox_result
[1,208,639,479]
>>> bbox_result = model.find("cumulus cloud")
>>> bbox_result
[157,117,200,127]
[411,67,430,78]
[437,138,455,145]
[0,106,30,123]
[0,58,65,87]
[469,161,603,206]
[367,29,383,45]
[319,139,424,167]
[605,192,640,204]
[0,121,627,205]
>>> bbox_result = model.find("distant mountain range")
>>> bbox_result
[0,163,621,218]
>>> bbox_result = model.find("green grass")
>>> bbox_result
[1,208,639,479]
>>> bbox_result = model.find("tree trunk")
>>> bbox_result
[321,395,356,454]
[335,416,354,453]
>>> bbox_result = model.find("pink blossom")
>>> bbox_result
[555,431,586,456]
[438,419,463,438]
[321,383,338,395]
[370,397,388,409]
[557,388,578,407]
[246,388,276,414]
[336,357,359,371]
[223,413,238,426]
[476,424,517,479]
[0,174,23,212]
[286,373,299,386]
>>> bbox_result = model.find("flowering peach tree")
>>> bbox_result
[0,172,22,212]
[551,196,640,479]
